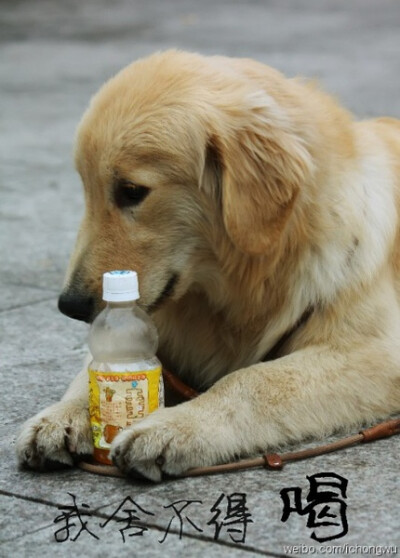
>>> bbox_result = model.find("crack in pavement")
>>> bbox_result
[0,489,280,556]
[0,296,57,314]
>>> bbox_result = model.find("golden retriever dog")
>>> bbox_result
[16,50,400,481]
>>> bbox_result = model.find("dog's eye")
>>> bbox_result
[114,182,150,208]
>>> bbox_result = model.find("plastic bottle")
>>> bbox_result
[88,270,164,465]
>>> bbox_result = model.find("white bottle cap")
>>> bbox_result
[102,270,139,302]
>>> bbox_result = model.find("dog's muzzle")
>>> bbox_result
[58,290,95,323]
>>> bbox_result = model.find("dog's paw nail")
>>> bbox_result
[127,468,150,481]
[24,450,31,461]
[155,455,164,466]
[111,451,120,466]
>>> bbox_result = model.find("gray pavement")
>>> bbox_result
[1,0,399,556]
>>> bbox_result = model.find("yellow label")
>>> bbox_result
[88,367,163,450]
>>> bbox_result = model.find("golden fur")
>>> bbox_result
[17,51,400,480]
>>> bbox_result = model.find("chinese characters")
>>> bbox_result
[280,472,348,542]
[54,492,253,544]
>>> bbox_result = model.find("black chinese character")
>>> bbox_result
[54,492,99,542]
[159,499,203,544]
[99,496,155,542]
[280,472,348,542]
[207,492,253,543]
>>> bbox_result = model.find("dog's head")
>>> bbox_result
[58,51,314,322]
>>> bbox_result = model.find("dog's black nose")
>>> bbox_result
[58,291,94,323]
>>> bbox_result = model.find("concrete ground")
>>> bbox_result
[1,0,399,556]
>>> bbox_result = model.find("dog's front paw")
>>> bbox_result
[16,400,93,470]
[110,406,219,482]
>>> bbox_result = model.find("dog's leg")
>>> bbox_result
[16,354,93,469]
[110,345,400,481]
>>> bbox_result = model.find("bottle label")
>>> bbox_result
[88,366,163,451]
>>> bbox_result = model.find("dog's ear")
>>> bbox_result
[206,91,314,255]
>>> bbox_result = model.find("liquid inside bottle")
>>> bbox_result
[88,271,163,465]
